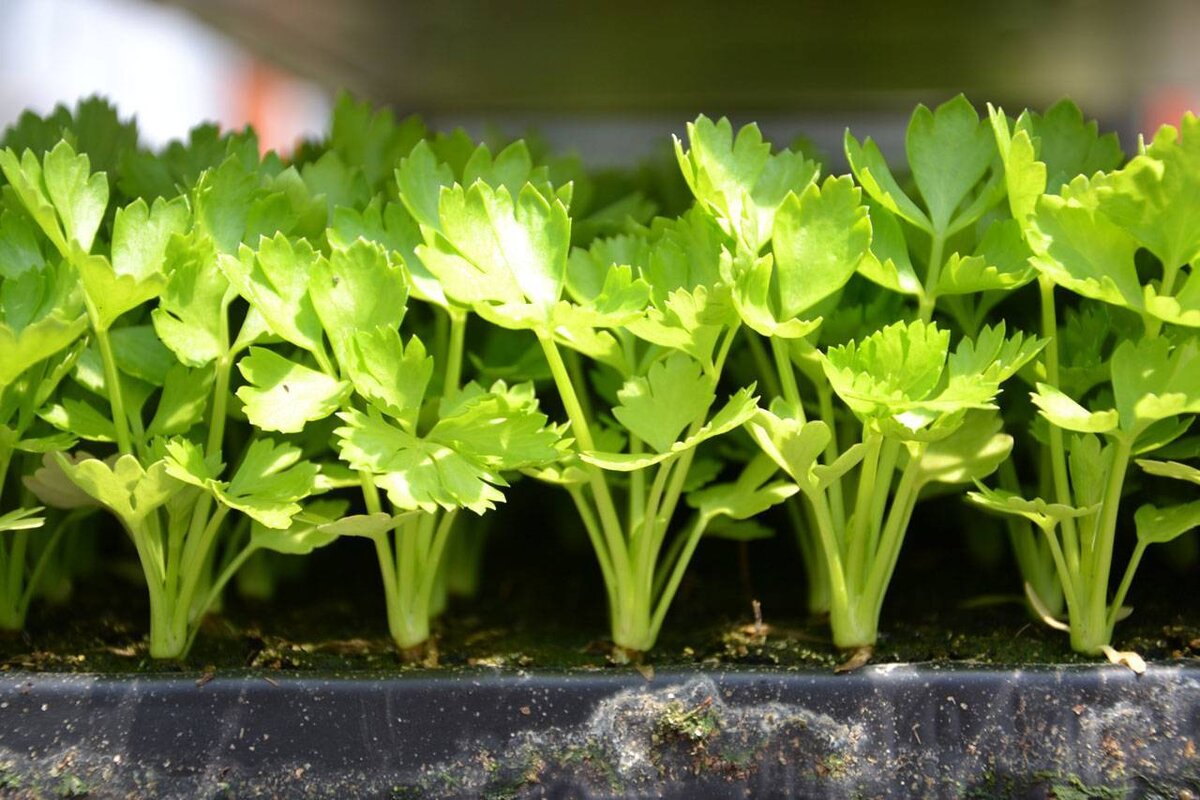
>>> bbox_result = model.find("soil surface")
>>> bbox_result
[2,495,1199,676]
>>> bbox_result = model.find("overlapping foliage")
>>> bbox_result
[0,94,1196,667]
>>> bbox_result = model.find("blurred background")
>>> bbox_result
[1,0,1198,165]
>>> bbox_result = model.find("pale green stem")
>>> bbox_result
[398,514,421,609]
[862,451,924,613]
[17,513,73,619]
[647,514,711,643]
[747,334,783,400]
[413,510,458,624]
[844,432,883,592]
[536,332,630,587]
[1105,541,1147,634]
[918,230,946,322]
[1036,522,1078,615]
[1039,277,1081,578]
[568,485,618,617]
[443,310,467,397]
[91,324,133,455]
[806,488,851,615]
[771,337,803,411]
[173,504,230,630]
[183,543,257,655]
[1143,263,1180,339]
[867,437,901,551]
[816,383,845,531]
[1087,437,1133,634]
[628,437,645,532]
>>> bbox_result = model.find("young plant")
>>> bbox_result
[748,321,1041,655]
[0,142,332,657]
[221,231,565,655]
[971,337,1200,668]
[972,112,1200,664]
[393,139,777,657]
[0,198,91,628]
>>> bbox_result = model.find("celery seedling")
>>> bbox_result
[395,139,774,657]
[0,143,330,657]
[750,321,1041,651]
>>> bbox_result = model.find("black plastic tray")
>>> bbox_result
[1,664,1198,798]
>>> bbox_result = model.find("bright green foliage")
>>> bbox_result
[3,94,1199,672]
[747,319,1038,649]
[674,115,818,254]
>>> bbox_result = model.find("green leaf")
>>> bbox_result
[41,141,109,252]
[300,151,371,217]
[329,199,446,307]
[395,140,456,231]
[772,176,871,319]
[1110,337,1200,432]
[151,236,230,367]
[111,196,190,284]
[688,478,798,522]
[428,381,564,471]
[582,387,758,471]
[218,234,325,357]
[147,364,214,437]
[967,482,1097,531]
[39,398,117,442]
[249,499,349,555]
[417,182,570,325]
[0,507,44,533]
[236,347,350,434]
[1028,192,1144,313]
[192,155,258,255]
[309,239,409,365]
[57,453,178,528]
[23,453,100,509]
[316,512,412,538]
[334,408,506,514]
[1030,383,1119,433]
[726,252,823,339]
[1030,100,1123,192]
[165,438,318,529]
[0,209,48,279]
[642,209,726,304]
[856,203,923,297]
[328,91,426,191]
[76,193,190,331]
[933,220,1036,296]
[1095,114,1200,270]
[748,407,835,494]
[1137,458,1200,486]
[625,285,731,362]
[0,148,69,253]
[0,292,88,390]
[343,327,433,429]
[110,325,176,386]
[988,105,1046,229]
[674,115,818,252]
[844,131,929,231]
[221,440,317,529]
[911,410,1012,487]
[821,320,950,419]
[1134,500,1200,545]
[611,354,714,453]
[906,95,997,233]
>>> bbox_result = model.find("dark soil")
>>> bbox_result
[2,495,1198,675]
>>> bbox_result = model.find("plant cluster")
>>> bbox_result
[0,95,1196,667]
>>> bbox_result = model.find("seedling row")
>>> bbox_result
[0,94,1197,669]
